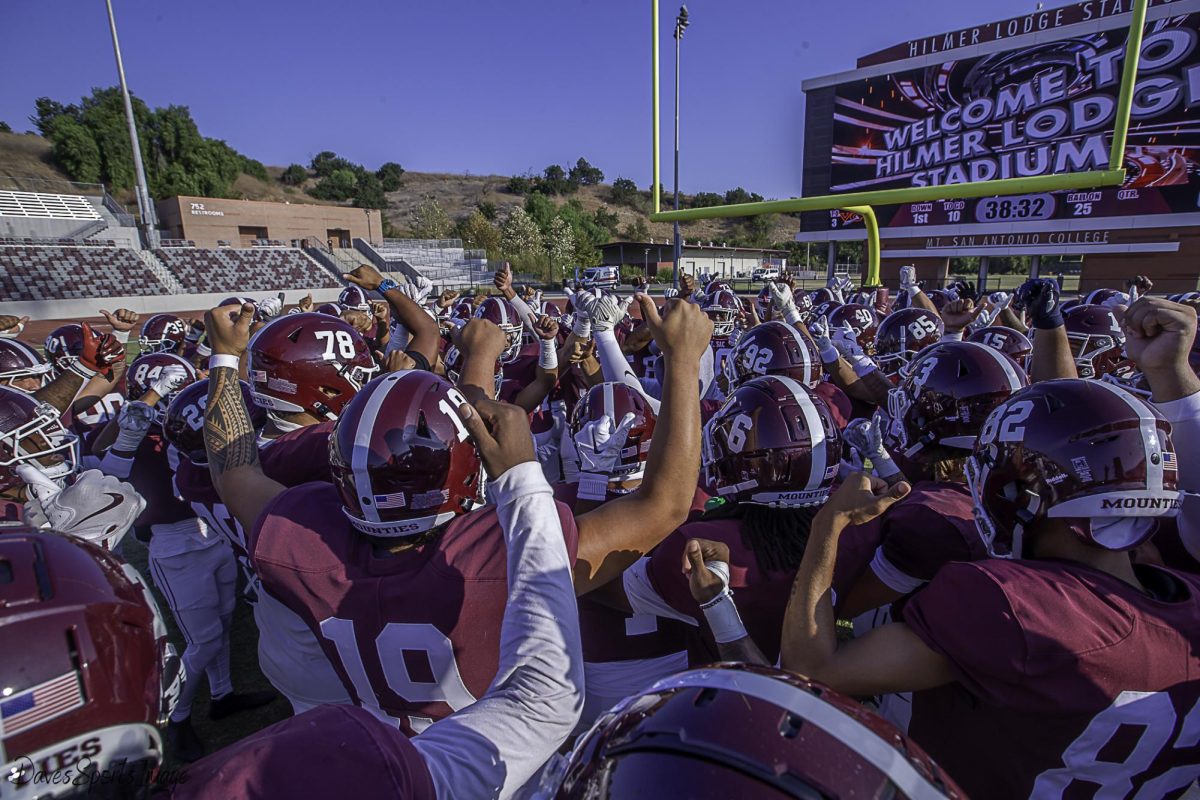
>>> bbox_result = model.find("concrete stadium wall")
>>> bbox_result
[0,288,343,321]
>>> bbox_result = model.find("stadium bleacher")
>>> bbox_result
[0,244,171,300]
[153,246,340,293]
[0,190,102,221]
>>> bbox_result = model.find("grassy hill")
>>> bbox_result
[0,130,797,246]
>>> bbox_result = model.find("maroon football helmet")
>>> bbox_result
[1085,287,1129,306]
[967,379,1181,559]
[1060,296,1084,313]
[884,341,1028,462]
[811,299,841,321]
[248,313,378,421]
[138,313,187,355]
[969,325,1033,366]
[704,289,743,339]
[1063,304,1130,380]
[810,287,837,306]
[754,285,774,322]
[474,297,523,361]
[703,376,840,507]
[0,532,182,791]
[339,285,372,313]
[569,382,657,488]
[164,378,266,465]
[827,303,880,352]
[874,308,944,377]
[126,352,199,425]
[315,302,342,317]
[0,339,52,392]
[329,371,483,537]
[451,300,475,322]
[555,663,963,799]
[43,324,84,375]
[0,386,78,492]
[704,280,732,296]
[729,321,821,389]
[927,289,954,311]
[443,345,503,397]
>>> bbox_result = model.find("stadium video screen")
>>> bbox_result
[818,12,1200,230]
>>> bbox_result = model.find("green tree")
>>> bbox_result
[692,191,723,208]
[523,193,557,233]
[42,116,101,184]
[593,205,619,236]
[0,121,11,134]
[568,157,604,186]
[409,197,451,239]
[241,157,269,182]
[353,172,388,209]
[309,168,358,201]
[281,164,308,186]
[610,177,640,207]
[621,217,649,241]
[310,151,354,177]
[505,174,533,195]
[538,164,575,195]
[546,216,575,268]
[501,206,543,258]
[725,187,764,205]
[455,210,502,258]
[376,161,404,191]
[475,200,498,221]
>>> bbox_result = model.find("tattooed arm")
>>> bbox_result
[203,303,285,533]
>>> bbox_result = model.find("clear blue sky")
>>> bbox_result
[1,1,1043,198]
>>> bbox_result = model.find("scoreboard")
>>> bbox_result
[824,186,1193,231]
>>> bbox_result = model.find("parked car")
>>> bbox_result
[752,267,781,282]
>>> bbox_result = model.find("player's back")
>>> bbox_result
[900,557,1200,799]
[251,481,577,734]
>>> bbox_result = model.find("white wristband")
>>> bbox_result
[783,309,803,327]
[572,316,592,340]
[939,331,964,342]
[67,361,98,379]
[577,472,609,502]
[111,330,130,344]
[818,344,841,365]
[850,355,878,378]
[209,354,241,371]
[114,425,149,454]
[700,590,748,644]
[538,338,558,370]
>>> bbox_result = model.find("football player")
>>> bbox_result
[166,396,583,800]
[198,296,708,736]
[779,300,1200,798]
[92,352,275,762]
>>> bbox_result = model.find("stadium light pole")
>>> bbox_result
[104,0,159,248]
[671,5,689,289]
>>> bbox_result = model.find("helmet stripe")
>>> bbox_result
[770,374,827,492]
[780,323,814,380]
[351,373,405,523]
[602,380,615,422]
[649,669,948,800]
[963,340,1025,392]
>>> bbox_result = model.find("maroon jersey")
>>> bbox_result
[552,362,592,415]
[88,429,192,538]
[554,482,701,663]
[251,482,579,734]
[498,345,539,406]
[832,482,978,608]
[259,420,335,486]
[813,381,852,430]
[901,559,1200,799]
[173,458,245,557]
[626,337,657,381]
[64,390,124,440]
[647,517,796,665]
[168,704,435,799]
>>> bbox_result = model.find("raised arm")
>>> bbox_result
[512,315,560,414]
[203,303,286,534]
[36,323,124,414]
[414,398,582,800]
[1017,279,1078,383]
[572,296,710,594]
[780,475,956,697]
[344,265,439,370]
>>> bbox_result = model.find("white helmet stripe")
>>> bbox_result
[351,372,406,523]
[780,323,814,381]
[602,380,615,421]
[962,340,1025,393]
[770,374,827,492]
[650,669,948,800]
[1090,378,1165,494]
